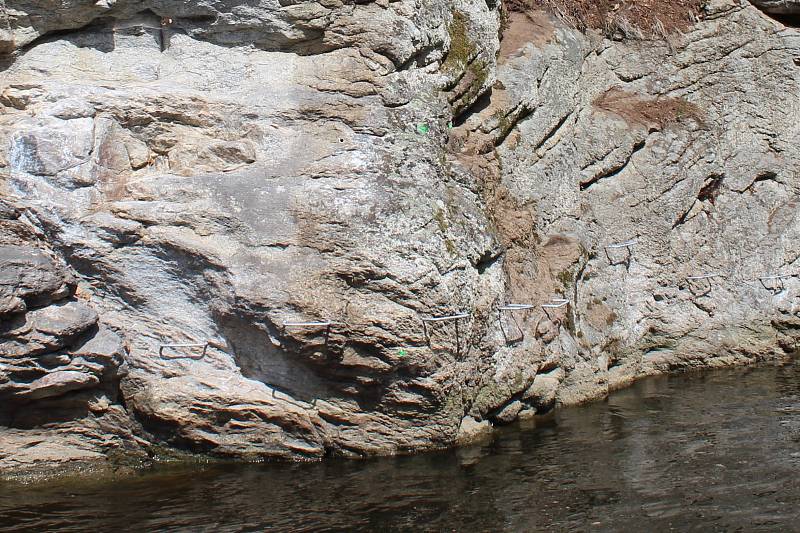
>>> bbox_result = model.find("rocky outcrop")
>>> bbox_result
[0,197,142,471]
[0,0,798,476]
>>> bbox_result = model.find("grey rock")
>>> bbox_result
[0,295,25,316]
[0,187,132,469]
[0,200,19,220]
[0,245,73,312]
[18,370,100,401]
[71,327,126,369]
[0,300,98,357]
[24,301,97,341]
[82,212,142,245]
[456,416,492,445]
[492,400,524,424]
[7,117,95,178]
[123,136,151,170]
[42,98,96,120]
[524,374,561,413]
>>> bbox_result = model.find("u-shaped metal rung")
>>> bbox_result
[497,304,532,343]
[686,274,723,295]
[541,298,569,310]
[498,304,535,311]
[686,274,722,281]
[605,240,638,250]
[540,298,570,328]
[159,342,209,359]
[605,240,637,266]
[282,321,344,328]
[420,314,470,322]
[758,274,794,293]
[420,313,470,357]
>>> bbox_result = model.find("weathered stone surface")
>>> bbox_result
[20,370,100,400]
[456,416,493,445]
[0,300,98,357]
[0,245,72,314]
[0,177,134,473]
[524,371,562,413]
[492,400,524,424]
[0,404,147,475]
[9,118,95,178]
[122,371,327,458]
[0,0,799,477]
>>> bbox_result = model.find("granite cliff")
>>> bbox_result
[1,0,799,477]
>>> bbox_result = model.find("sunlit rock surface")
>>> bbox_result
[0,0,798,476]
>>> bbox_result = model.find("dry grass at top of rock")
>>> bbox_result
[507,0,705,39]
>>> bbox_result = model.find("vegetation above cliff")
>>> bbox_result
[507,0,706,38]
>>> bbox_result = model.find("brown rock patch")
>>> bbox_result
[593,88,704,129]
[499,10,556,62]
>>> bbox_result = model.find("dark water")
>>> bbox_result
[3,362,800,532]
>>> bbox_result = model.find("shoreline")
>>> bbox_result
[3,352,795,486]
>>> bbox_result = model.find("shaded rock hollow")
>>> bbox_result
[0,0,798,476]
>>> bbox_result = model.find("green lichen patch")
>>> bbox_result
[557,269,575,288]
[442,11,475,75]
[434,206,449,232]
[440,10,493,116]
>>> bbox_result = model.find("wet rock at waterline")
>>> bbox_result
[1,0,799,476]
[751,0,800,15]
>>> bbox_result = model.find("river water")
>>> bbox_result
[2,362,800,532]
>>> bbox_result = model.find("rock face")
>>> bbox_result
[0,197,139,471]
[0,0,799,476]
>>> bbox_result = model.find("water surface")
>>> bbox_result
[2,362,800,532]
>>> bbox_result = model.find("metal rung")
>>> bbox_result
[499,304,534,311]
[421,313,470,322]
[282,321,342,328]
[159,342,209,358]
[542,299,569,309]
[759,275,794,280]
[687,274,723,281]
[160,343,207,348]
[606,240,638,249]
[114,25,162,31]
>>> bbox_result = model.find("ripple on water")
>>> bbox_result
[2,362,800,532]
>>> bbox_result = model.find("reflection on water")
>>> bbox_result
[2,362,800,532]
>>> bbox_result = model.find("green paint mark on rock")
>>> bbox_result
[397,349,408,356]
[417,123,430,134]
